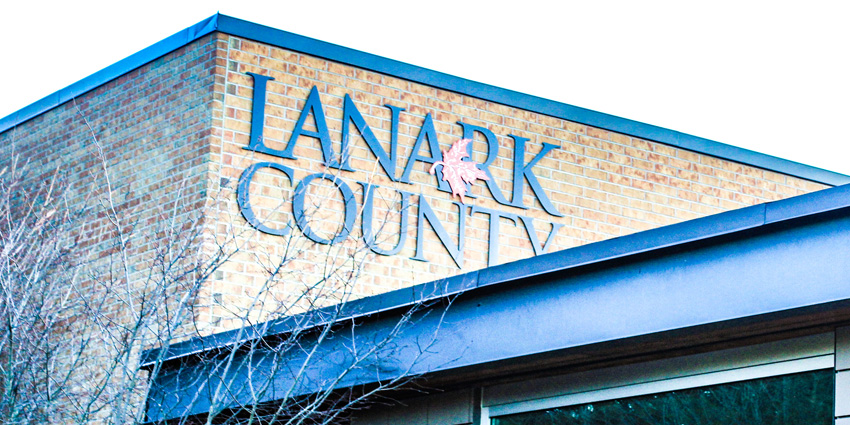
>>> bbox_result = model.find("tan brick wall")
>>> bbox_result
[0,36,220,315]
[1,35,219,253]
[204,33,829,330]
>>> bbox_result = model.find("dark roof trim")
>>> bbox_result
[1,15,847,185]
[0,15,218,135]
[216,14,850,186]
[143,182,850,421]
[141,182,850,367]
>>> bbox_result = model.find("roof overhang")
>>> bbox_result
[143,183,850,422]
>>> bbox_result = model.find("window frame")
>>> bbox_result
[482,333,835,423]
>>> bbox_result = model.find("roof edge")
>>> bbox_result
[213,15,849,186]
[0,14,219,134]
[140,183,850,367]
[1,14,848,186]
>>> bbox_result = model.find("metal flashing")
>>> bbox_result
[141,182,850,367]
[144,183,850,421]
[0,14,219,134]
[0,15,847,186]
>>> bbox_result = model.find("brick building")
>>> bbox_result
[2,14,849,424]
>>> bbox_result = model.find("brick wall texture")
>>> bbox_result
[1,34,218,261]
[207,34,828,326]
[1,32,830,336]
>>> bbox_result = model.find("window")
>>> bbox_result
[484,334,835,425]
[492,369,833,425]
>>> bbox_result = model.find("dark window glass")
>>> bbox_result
[493,369,833,425]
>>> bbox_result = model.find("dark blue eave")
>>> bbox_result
[142,182,850,422]
[141,182,850,367]
[1,14,847,186]
[0,14,218,136]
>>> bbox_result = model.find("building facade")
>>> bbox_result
[2,14,848,424]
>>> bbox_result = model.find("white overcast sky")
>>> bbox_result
[2,1,849,176]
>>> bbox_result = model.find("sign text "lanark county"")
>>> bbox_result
[236,73,564,268]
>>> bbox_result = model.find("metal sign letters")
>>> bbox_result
[237,73,564,268]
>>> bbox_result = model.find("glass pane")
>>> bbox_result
[493,369,833,425]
